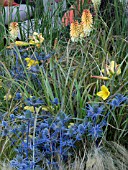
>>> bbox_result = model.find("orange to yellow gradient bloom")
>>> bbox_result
[9,22,19,41]
[70,20,80,42]
[97,85,110,100]
[81,9,93,36]
[92,0,101,12]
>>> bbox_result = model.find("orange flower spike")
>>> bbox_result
[62,12,69,27]
[81,9,93,36]
[9,22,19,41]
[78,22,84,38]
[69,6,75,24]
[62,5,75,26]
[81,9,93,27]
[70,20,80,42]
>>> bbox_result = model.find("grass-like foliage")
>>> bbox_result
[0,0,128,169]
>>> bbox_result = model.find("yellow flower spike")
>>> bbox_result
[9,22,19,41]
[97,85,110,100]
[81,9,93,36]
[70,20,80,42]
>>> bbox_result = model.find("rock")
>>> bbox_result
[3,4,34,25]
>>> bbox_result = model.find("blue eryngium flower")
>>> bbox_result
[109,94,128,108]
[51,98,59,105]
[15,92,22,100]
[10,114,15,119]
[2,120,8,127]
[89,124,103,139]
[24,96,44,106]
[86,104,104,119]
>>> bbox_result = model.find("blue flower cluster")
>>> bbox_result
[1,49,54,82]
[0,93,127,169]
[109,94,128,109]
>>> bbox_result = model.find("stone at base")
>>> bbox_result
[3,4,34,25]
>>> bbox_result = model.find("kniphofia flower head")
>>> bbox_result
[97,85,110,100]
[92,0,101,12]
[62,5,75,26]
[81,9,93,36]
[70,20,80,42]
[9,22,19,41]
[78,22,85,38]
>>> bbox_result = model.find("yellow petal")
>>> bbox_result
[24,106,34,112]
[25,58,31,62]
[97,85,110,100]
[29,40,36,45]
[101,85,108,92]
[42,106,49,111]
[110,61,115,74]
[116,65,121,75]
[15,41,30,46]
